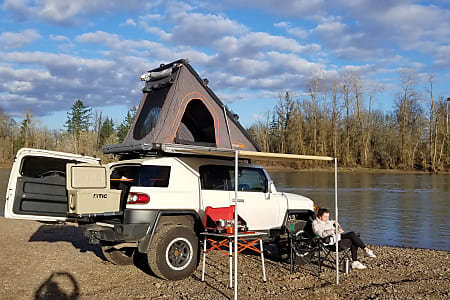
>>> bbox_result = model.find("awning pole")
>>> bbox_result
[234,149,239,300]
[335,157,339,285]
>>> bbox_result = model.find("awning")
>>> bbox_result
[161,143,334,161]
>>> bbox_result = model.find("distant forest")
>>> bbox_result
[248,72,449,172]
[0,71,449,172]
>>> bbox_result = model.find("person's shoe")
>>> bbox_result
[364,249,376,258]
[351,261,367,269]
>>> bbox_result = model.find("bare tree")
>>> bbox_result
[307,78,320,155]
[340,72,353,165]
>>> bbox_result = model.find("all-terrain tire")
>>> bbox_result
[101,246,135,265]
[147,224,198,280]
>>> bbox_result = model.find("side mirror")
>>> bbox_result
[267,180,275,194]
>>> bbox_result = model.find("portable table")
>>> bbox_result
[200,231,267,288]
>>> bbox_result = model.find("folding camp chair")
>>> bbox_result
[289,228,321,275]
[204,205,235,230]
[318,237,352,272]
[289,218,351,274]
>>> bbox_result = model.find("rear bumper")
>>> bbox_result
[80,209,159,244]
[81,223,150,243]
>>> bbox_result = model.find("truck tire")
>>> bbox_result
[147,224,198,280]
[101,246,134,265]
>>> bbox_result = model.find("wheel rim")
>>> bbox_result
[165,237,193,271]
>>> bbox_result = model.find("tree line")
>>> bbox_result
[248,72,449,172]
[0,100,137,163]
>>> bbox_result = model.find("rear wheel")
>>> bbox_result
[147,225,198,280]
[101,246,135,265]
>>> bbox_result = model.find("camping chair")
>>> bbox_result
[289,225,321,275]
[289,218,351,274]
[317,236,352,272]
[204,205,235,230]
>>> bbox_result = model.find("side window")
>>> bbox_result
[110,165,170,188]
[228,167,267,192]
[139,166,171,187]
[20,156,75,178]
[199,165,230,190]
[110,166,140,189]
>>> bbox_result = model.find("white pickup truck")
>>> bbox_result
[4,148,315,280]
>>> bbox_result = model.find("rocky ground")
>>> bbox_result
[0,217,448,300]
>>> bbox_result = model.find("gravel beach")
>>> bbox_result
[0,217,448,300]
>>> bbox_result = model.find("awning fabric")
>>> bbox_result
[161,143,334,161]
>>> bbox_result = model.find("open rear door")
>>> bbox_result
[4,148,99,222]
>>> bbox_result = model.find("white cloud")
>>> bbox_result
[252,113,263,120]
[0,29,41,50]
[371,3,450,51]
[0,50,130,115]
[274,22,308,39]
[76,31,160,53]
[3,0,151,25]
[229,0,326,18]
[139,22,172,40]
[265,51,325,78]
[49,34,69,42]
[139,14,162,21]
[213,32,320,59]
[434,45,450,69]
[168,11,247,46]
[119,18,136,27]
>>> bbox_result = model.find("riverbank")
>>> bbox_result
[1,217,448,299]
[263,165,450,175]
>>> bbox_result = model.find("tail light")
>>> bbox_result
[313,204,318,211]
[127,192,150,204]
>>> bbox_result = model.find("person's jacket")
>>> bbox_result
[312,217,341,245]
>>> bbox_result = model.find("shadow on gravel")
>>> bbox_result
[28,224,106,261]
[34,272,80,300]
[133,251,158,277]
[191,274,231,299]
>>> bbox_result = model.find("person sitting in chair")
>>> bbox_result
[312,208,376,270]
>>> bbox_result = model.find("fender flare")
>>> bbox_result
[137,210,203,253]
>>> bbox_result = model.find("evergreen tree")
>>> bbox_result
[117,106,137,142]
[18,113,32,148]
[65,100,91,135]
[99,117,115,146]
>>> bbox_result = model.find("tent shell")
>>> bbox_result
[103,59,260,155]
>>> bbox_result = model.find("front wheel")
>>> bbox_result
[147,225,198,280]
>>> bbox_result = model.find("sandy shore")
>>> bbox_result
[0,217,448,300]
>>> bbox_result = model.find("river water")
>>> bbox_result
[1,168,448,250]
[270,170,450,251]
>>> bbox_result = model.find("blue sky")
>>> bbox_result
[1,0,449,129]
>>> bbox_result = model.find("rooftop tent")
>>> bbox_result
[103,59,260,154]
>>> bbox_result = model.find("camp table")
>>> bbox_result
[200,231,267,288]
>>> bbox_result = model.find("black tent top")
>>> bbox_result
[103,59,261,155]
